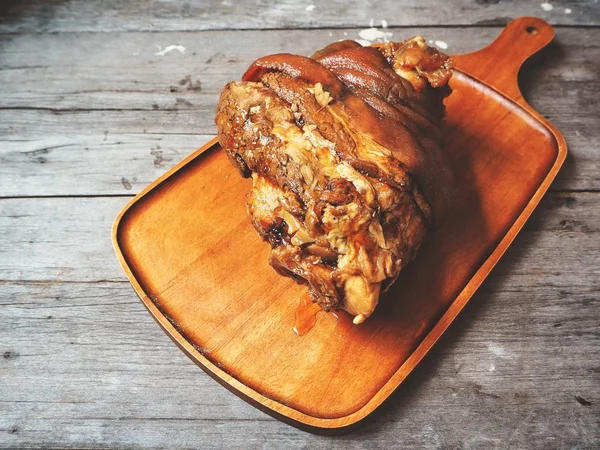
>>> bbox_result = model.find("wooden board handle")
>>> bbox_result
[452,17,555,105]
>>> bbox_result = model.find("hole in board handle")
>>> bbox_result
[526,26,538,35]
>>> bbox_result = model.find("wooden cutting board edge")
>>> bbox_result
[112,17,567,434]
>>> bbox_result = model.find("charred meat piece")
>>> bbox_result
[215,38,453,324]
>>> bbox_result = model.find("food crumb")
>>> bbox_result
[305,4,315,11]
[381,19,388,28]
[155,44,186,56]
[540,2,553,12]
[434,40,448,50]
[355,39,372,47]
[358,27,393,42]
[565,8,572,14]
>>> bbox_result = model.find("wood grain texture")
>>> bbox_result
[1,0,599,446]
[0,133,214,197]
[1,27,599,196]
[0,192,598,284]
[1,276,598,448]
[0,0,598,32]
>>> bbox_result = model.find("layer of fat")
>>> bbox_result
[341,276,381,324]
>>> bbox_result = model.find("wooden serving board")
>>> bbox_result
[112,17,566,433]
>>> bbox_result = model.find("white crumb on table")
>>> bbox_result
[489,364,496,372]
[565,8,572,14]
[381,19,388,28]
[305,4,315,11]
[154,45,186,56]
[434,40,448,50]
[355,39,372,47]
[369,18,374,27]
[358,27,393,42]
[541,2,554,11]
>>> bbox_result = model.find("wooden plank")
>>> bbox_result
[0,192,598,284]
[0,28,505,112]
[1,27,597,111]
[0,0,597,33]
[0,133,214,196]
[1,281,598,448]
[1,27,599,195]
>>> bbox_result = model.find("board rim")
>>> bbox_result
[111,68,567,433]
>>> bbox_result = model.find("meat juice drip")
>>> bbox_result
[293,294,322,336]
[293,295,357,336]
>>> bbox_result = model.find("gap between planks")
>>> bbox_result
[0,188,598,201]
[1,24,599,37]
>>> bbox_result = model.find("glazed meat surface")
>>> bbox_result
[216,38,453,324]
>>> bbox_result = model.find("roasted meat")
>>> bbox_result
[216,38,453,324]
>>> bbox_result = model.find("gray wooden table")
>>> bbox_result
[1,1,599,448]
